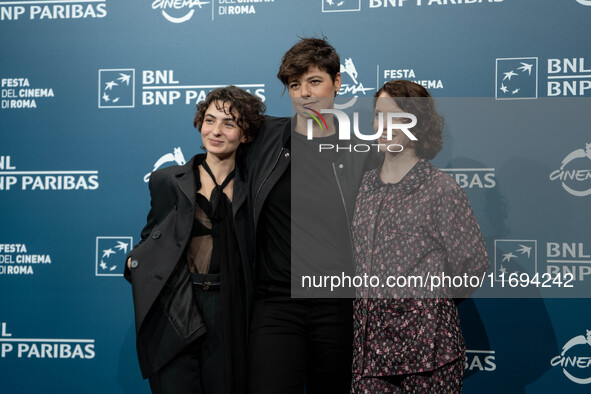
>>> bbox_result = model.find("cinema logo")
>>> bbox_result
[551,330,591,385]
[1,77,55,110]
[305,108,417,153]
[549,142,591,197]
[217,0,276,17]
[336,58,374,109]
[144,147,187,183]
[0,243,52,276]
[152,0,209,23]
[0,155,99,191]
[0,0,107,21]
[0,322,95,360]
[153,0,274,22]
[380,68,444,91]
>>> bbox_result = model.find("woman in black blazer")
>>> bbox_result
[125,86,265,394]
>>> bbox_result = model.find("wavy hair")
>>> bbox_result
[194,86,266,143]
[277,37,340,90]
[376,80,443,160]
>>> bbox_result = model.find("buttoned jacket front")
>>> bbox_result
[124,153,252,378]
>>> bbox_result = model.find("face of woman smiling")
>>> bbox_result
[288,65,341,118]
[201,101,246,159]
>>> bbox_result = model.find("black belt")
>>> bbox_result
[191,272,221,291]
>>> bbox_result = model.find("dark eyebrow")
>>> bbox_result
[205,113,235,122]
[288,75,324,86]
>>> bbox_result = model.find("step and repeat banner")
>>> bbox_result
[1,0,590,392]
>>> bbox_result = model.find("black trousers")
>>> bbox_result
[149,273,224,394]
[247,297,353,394]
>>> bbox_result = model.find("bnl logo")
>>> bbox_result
[494,239,537,281]
[98,69,135,108]
[95,236,133,276]
[495,57,538,100]
[322,0,361,12]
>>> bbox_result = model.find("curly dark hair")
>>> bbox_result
[376,80,443,160]
[277,37,340,89]
[193,86,266,143]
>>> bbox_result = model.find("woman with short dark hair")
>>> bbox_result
[125,86,265,394]
[246,37,379,394]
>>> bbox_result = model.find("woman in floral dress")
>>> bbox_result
[351,80,490,393]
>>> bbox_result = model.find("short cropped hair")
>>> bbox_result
[277,37,340,88]
[193,86,266,142]
[376,80,443,160]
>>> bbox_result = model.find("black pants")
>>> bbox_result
[149,273,224,394]
[247,297,353,394]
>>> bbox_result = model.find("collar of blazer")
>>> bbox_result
[173,153,246,216]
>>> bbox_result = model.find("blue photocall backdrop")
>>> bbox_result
[1,0,590,392]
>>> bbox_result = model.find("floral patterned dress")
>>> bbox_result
[351,160,489,393]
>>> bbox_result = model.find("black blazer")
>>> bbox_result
[124,153,253,378]
[246,116,381,248]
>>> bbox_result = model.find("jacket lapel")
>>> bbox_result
[176,155,199,207]
[176,153,244,217]
[233,176,246,216]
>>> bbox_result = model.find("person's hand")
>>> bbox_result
[126,257,131,269]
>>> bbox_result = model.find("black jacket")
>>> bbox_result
[246,116,381,265]
[124,153,253,378]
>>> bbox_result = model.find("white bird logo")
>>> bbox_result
[516,244,532,258]
[102,248,116,258]
[503,70,518,81]
[115,241,129,253]
[517,62,533,75]
[105,81,118,90]
[502,252,516,263]
[500,84,508,94]
[117,73,131,85]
